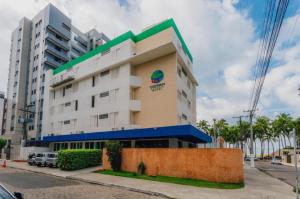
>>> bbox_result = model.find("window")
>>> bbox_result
[100,91,109,98]
[182,68,187,76]
[182,90,187,99]
[75,100,78,111]
[53,91,56,99]
[64,120,70,125]
[92,76,95,87]
[62,87,65,97]
[187,100,191,109]
[70,143,76,149]
[91,95,95,108]
[99,114,108,119]
[76,142,82,149]
[182,114,187,120]
[177,68,182,77]
[100,70,110,77]
[66,84,72,89]
[65,102,71,107]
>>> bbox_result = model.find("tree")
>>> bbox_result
[294,117,300,147]
[197,120,210,133]
[273,113,294,148]
[0,137,7,158]
[254,116,270,158]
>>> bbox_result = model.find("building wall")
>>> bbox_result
[0,92,5,134]
[42,21,197,139]
[5,17,31,144]
[4,4,109,142]
[103,148,244,183]
[133,53,178,128]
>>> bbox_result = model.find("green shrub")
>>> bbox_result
[137,161,146,175]
[58,149,102,171]
[105,141,122,171]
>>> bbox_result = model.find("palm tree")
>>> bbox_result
[274,113,294,148]
[294,117,300,147]
[254,116,270,158]
[197,120,211,133]
[239,121,250,154]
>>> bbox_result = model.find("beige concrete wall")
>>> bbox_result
[133,53,178,128]
[135,28,173,55]
[103,148,244,183]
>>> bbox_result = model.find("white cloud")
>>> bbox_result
[0,0,299,123]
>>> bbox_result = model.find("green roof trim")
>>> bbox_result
[53,18,192,75]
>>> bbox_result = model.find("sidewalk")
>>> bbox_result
[70,165,295,199]
[3,160,296,199]
[2,160,102,178]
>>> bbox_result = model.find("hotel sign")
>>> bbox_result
[150,70,165,91]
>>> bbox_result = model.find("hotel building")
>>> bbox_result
[42,19,211,150]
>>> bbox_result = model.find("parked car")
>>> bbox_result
[244,157,258,161]
[35,153,48,167]
[271,157,282,165]
[0,184,24,199]
[46,153,58,168]
[27,153,36,166]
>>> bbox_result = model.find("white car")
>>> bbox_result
[35,152,48,167]
[0,184,24,199]
[271,157,282,165]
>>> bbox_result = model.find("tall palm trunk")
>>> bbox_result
[283,134,287,148]
[271,141,275,157]
[287,135,291,147]
[254,140,257,158]
[261,140,264,158]
[267,140,270,157]
[278,136,281,157]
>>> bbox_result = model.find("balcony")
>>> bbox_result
[130,76,141,88]
[45,33,69,51]
[129,100,141,112]
[44,56,65,69]
[45,45,68,62]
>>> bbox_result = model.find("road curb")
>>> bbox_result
[6,164,174,199]
[67,176,175,199]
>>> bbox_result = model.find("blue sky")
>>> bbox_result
[0,0,299,124]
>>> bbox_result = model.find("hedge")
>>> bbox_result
[58,149,102,171]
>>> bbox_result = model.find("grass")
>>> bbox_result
[96,170,244,189]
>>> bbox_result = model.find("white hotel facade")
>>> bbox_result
[42,19,211,149]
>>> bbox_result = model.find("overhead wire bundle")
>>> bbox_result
[249,0,290,112]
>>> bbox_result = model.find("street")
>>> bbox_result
[255,160,300,187]
[0,167,164,199]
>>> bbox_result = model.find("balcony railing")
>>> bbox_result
[43,56,65,69]
[45,33,69,51]
[45,45,68,62]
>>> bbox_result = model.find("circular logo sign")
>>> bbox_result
[151,70,164,83]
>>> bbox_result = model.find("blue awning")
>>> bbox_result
[42,125,212,143]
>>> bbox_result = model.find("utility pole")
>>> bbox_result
[296,84,300,199]
[293,129,299,199]
[244,109,256,168]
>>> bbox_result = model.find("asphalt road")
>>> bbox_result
[255,160,300,187]
[0,167,163,199]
